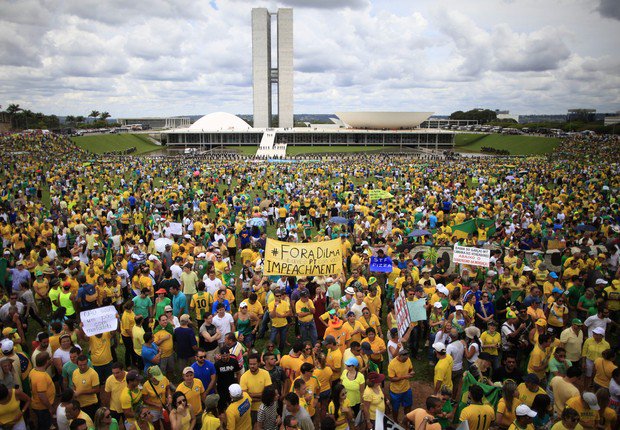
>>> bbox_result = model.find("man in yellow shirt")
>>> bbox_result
[103,363,127,422]
[29,351,56,429]
[324,335,343,382]
[72,354,100,419]
[517,374,546,407]
[226,383,252,430]
[153,314,175,378]
[120,370,143,426]
[268,289,292,352]
[565,392,601,430]
[176,367,206,418]
[459,385,495,430]
[433,343,453,394]
[388,349,415,419]
[240,353,272,422]
[527,334,553,380]
[295,290,317,345]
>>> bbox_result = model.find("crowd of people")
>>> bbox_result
[0,132,618,430]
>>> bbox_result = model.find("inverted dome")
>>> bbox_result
[188,112,252,131]
[335,112,434,129]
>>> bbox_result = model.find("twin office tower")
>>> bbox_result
[252,8,293,129]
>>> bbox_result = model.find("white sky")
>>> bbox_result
[0,0,618,117]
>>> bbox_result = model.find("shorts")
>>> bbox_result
[390,389,413,412]
[319,390,331,401]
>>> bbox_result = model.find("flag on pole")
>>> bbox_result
[104,247,113,271]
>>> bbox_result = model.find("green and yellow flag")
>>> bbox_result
[455,372,501,419]
[451,218,496,240]
[368,189,393,201]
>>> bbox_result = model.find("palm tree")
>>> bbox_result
[6,104,21,129]
[89,110,100,122]
[99,112,111,122]
[76,115,86,125]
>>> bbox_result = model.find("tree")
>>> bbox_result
[99,111,111,122]
[450,109,497,124]
[65,115,76,126]
[89,110,100,121]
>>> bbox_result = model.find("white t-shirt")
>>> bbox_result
[446,340,465,371]
[584,315,612,337]
[349,301,367,318]
[467,342,480,364]
[203,277,223,296]
[56,404,69,430]
[387,339,400,361]
[212,313,234,344]
[53,348,72,366]
[609,376,620,403]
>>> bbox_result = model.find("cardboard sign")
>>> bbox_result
[453,245,491,268]
[167,222,183,236]
[369,256,393,273]
[375,409,405,430]
[407,297,427,322]
[264,238,343,276]
[80,306,118,336]
[394,291,412,337]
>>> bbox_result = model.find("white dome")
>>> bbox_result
[188,112,252,131]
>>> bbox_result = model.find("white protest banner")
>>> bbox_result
[394,290,412,337]
[453,244,491,268]
[168,222,183,236]
[80,306,118,336]
[375,409,406,430]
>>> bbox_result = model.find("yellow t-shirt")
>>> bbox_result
[226,392,252,430]
[328,398,351,430]
[240,369,272,411]
[388,357,413,394]
[594,358,617,388]
[280,354,305,382]
[295,299,315,323]
[496,397,522,426]
[72,367,100,407]
[177,379,205,415]
[153,329,174,358]
[314,367,333,394]
[326,348,343,380]
[120,387,143,424]
[363,386,386,418]
[142,376,170,411]
[582,338,611,362]
[89,332,113,366]
[565,396,599,429]
[480,331,500,356]
[434,355,454,391]
[268,300,290,328]
[104,374,127,413]
[459,404,495,430]
[191,292,212,320]
[516,383,546,407]
[527,344,552,379]
[29,369,55,410]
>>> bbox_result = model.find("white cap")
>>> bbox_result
[515,404,537,417]
[433,302,443,309]
[432,342,446,353]
[325,277,334,283]
[582,392,600,410]
[229,383,243,398]
[73,257,81,261]
[595,279,608,285]
[522,266,533,272]
[184,234,191,239]
[437,286,449,296]
[197,253,206,258]
[0,339,14,353]
[148,255,158,261]
[592,327,606,335]
[455,305,464,311]
[345,287,355,295]
[131,253,139,259]
[361,241,369,246]
[138,239,144,243]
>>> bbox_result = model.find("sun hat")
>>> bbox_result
[156,288,167,294]
[368,372,385,384]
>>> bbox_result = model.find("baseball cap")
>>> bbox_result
[398,349,409,356]
[205,394,220,410]
[572,318,583,325]
[344,357,359,367]
[592,327,605,335]
[126,370,143,382]
[433,302,443,309]
[368,277,377,284]
[535,319,547,327]
[551,287,563,294]
[239,302,248,308]
[595,279,608,285]
[549,272,558,279]
[432,342,446,353]
[147,365,164,382]
[361,342,373,354]
[197,253,206,258]
[182,367,194,375]
[368,372,385,384]
[515,405,537,417]
[322,335,337,346]
[522,266,533,272]
[325,277,334,283]
[229,383,243,398]
[0,339,13,354]
[455,305,464,311]
[583,392,600,410]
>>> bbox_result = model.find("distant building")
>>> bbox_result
[495,110,520,123]
[604,112,620,126]
[117,117,191,129]
[567,109,596,122]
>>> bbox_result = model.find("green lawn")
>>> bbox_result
[455,133,559,155]
[72,133,161,155]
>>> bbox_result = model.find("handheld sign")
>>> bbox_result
[453,245,490,268]
[80,306,118,336]
[369,256,393,273]
[264,238,343,276]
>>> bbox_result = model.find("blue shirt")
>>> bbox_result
[10,268,30,293]
[78,283,97,308]
[174,326,197,359]
[211,300,230,314]
[142,343,159,372]
[191,360,216,394]
[172,292,187,317]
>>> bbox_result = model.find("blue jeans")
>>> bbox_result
[299,320,318,345]
[270,325,288,351]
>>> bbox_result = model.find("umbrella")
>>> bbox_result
[329,216,348,224]
[408,229,431,237]
[154,238,173,253]
[575,224,597,232]
[247,217,266,227]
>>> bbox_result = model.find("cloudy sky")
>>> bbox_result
[1,0,619,117]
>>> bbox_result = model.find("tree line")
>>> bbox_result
[1,104,115,130]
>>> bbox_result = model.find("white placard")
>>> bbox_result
[80,306,118,336]
[375,409,405,430]
[394,290,412,337]
[453,244,491,268]
[168,222,183,236]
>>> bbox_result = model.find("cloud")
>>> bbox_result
[598,0,620,20]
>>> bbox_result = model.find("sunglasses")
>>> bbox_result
[177,399,187,405]
[197,355,206,359]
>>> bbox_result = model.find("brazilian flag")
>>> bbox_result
[455,372,502,419]
[451,218,496,240]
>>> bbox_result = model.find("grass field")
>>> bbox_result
[72,133,161,155]
[455,133,559,155]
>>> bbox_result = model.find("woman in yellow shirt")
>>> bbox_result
[496,381,522,429]
[328,384,352,430]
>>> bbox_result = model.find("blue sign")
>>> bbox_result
[370,256,393,273]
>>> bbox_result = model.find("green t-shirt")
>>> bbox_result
[547,357,572,384]
[567,285,584,308]
[155,297,172,320]
[437,399,454,428]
